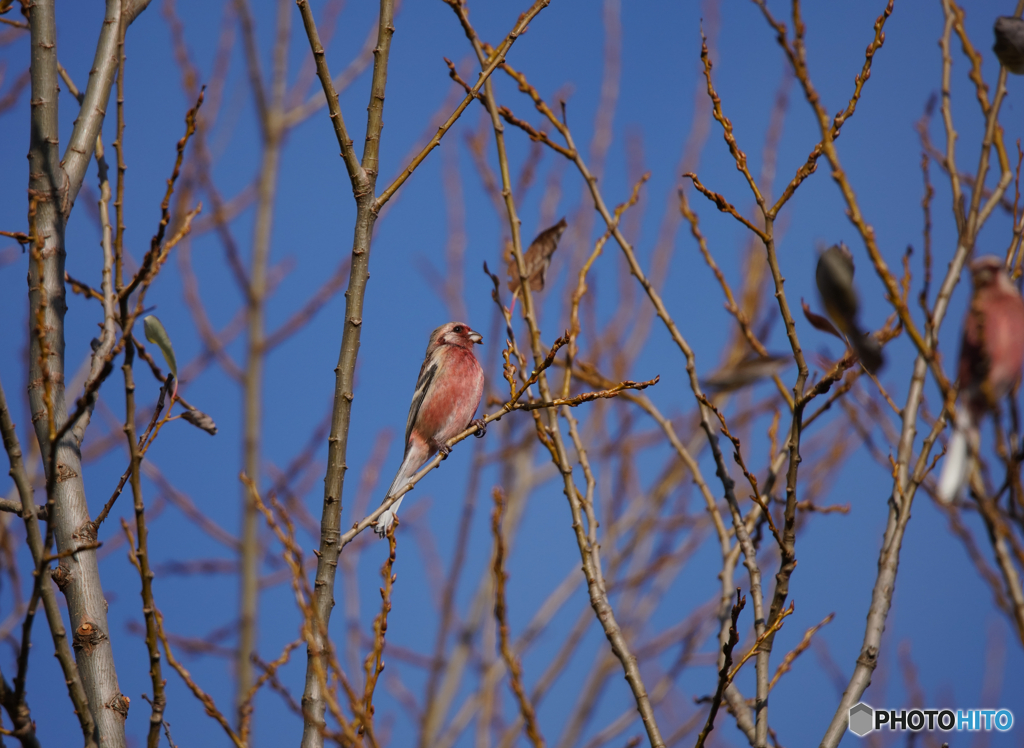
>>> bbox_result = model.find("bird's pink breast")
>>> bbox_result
[415,346,484,449]
[983,292,1024,398]
[961,286,1024,410]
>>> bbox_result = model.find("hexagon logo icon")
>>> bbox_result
[848,702,874,737]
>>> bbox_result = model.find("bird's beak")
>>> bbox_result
[469,332,483,345]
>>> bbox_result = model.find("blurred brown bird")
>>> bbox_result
[814,243,884,373]
[508,218,568,312]
[700,353,792,393]
[937,256,1024,502]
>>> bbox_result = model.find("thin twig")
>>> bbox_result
[491,488,545,748]
[694,591,744,748]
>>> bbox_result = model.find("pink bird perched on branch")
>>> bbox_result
[374,322,485,536]
[936,256,1024,503]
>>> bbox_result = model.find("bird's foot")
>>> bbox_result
[471,418,487,438]
[439,444,451,459]
[374,509,398,538]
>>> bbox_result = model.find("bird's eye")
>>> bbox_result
[453,325,464,333]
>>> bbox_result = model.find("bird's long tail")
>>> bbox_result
[937,407,973,503]
[384,450,419,500]
[374,442,429,537]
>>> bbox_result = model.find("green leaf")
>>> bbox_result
[143,315,177,380]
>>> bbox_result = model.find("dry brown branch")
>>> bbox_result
[447,4,666,745]
[769,612,834,691]
[683,172,767,240]
[565,360,728,549]
[64,272,103,302]
[92,378,170,529]
[119,346,168,748]
[0,229,29,243]
[491,488,544,748]
[121,89,204,301]
[698,31,764,211]
[694,590,744,748]
[242,475,360,745]
[247,640,305,719]
[680,189,769,360]
[498,104,575,159]
[683,54,814,747]
[284,9,377,130]
[702,396,782,547]
[0,376,94,747]
[233,0,302,713]
[372,1,552,212]
[728,601,794,682]
[972,485,1024,643]
[152,606,243,748]
[489,71,766,733]
[566,174,647,396]
[361,526,396,744]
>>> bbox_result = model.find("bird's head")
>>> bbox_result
[434,322,483,350]
[970,255,1010,291]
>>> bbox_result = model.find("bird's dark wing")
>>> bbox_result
[405,359,438,453]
